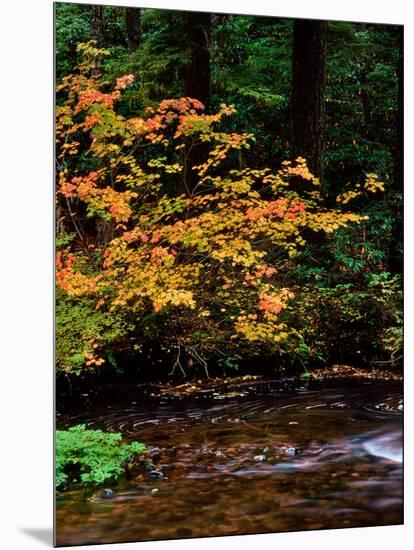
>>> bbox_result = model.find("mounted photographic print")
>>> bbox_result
[55,1,403,546]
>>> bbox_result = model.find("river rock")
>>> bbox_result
[254,454,267,462]
[144,461,156,472]
[284,447,298,456]
[148,470,164,479]
[147,446,162,457]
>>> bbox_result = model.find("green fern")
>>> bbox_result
[56,425,146,489]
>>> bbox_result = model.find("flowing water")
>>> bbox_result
[56,379,403,546]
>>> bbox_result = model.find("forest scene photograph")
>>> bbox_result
[55,2,403,546]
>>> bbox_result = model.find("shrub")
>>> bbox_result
[56,43,387,376]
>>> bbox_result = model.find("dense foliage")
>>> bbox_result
[56,424,146,488]
[55,6,402,380]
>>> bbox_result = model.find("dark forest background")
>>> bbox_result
[55,3,403,381]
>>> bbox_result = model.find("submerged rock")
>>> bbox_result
[284,447,298,456]
[147,446,162,457]
[148,470,164,479]
[254,454,267,462]
[144,461,156,472]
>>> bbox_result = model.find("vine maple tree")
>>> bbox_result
[56,42,382,376]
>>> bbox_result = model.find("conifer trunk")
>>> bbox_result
[126,7,141,52]
[181,12,212,195]
[183,11,211,107]
[291,20,327,183]
[89,5,104,47]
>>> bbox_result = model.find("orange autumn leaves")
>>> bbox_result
[56,43,367,370]
[59,170,135,223]
[246,197,306,222]
[259,289,295,316]
[56,250,102,297]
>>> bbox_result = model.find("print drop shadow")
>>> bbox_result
[21,527,53,546]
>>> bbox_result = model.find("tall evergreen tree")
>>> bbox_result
[291,19,327,183]
[89,5,104,47]
[125,7,141,52]
[183,11,211,107]
[182,11,212,195]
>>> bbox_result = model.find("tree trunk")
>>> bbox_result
[359,60,372,133]
[96,219,115,248]
[89,5,105,76]
[388,26,403,274]
[125,7,141,52]
[181,12,212,195]
[183,11,211,107]
[291,19,327,183]
[89,5,104,47]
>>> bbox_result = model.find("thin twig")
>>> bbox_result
[169,342,186,377]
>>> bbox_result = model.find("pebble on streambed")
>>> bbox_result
[146,446,162,458]
[148,470,165,479]
[254,454,267,462]
[284,447,299,456]
[255,446,299,461]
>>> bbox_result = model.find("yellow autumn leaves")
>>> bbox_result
[56,44,369,363]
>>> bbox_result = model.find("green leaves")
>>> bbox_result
[56,424,146,489]
[56,290,131,375]
[217,355,242,370]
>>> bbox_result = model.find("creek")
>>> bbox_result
[56,378,403,545]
